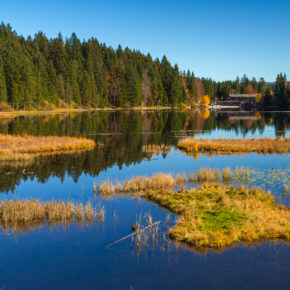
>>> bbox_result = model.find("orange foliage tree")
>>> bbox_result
[199,95,211,105]
[245,84,255,94]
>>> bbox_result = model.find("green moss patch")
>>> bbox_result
[145,185,290,250]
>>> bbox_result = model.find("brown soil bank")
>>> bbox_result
[0,134,95,161]
[177,137,290,154]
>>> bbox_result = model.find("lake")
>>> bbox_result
[0,110,289,290]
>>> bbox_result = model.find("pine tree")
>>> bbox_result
[126,65,142,106]
[0,60,7,102]
[81,70,92,107]
[258,77,266,94]
[275,73,288,107]
[69,60,81,105]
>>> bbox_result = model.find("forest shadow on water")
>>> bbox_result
[0,110,289,290]
[0,110,289,193]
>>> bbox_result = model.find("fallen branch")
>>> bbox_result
[105,221,160,248]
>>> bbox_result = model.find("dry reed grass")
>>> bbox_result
[133,214,160,251]
[145,184,290,249]
[97,168,253,198]
[97,181,115,199]
[97,173,179,197]
[0,199,103,232]
[0,134,95,162]
[188,167,249,185]
[177,137,290,154]
[96,172,289,249]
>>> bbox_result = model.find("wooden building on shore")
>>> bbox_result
[217,94,257,110]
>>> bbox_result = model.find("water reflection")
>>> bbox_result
[0,110,289,289]
[0,110,289,193]
[0,110,288,138]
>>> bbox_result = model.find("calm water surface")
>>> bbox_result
[0,110,289,290]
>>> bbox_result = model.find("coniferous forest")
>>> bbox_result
[0,23,289,110]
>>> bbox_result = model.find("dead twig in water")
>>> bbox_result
[105,221,160,248]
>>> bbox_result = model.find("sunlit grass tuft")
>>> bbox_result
[97,181,115,198]
[98,173,177,197]
[223,168,232,183]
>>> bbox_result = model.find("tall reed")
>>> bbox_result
[0,199,100,232]
[97,168,254,196]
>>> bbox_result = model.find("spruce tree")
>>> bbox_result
[0,60,7,103]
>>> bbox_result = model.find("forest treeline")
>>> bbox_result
[0,23,289,110]
[202,73,290,108]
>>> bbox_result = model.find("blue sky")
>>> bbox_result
[1,0,289,81]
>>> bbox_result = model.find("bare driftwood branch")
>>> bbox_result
[105,221,160,248]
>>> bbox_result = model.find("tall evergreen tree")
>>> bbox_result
[275,73,288,107]
[0,60,7,102]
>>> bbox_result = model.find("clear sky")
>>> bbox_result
[1,0,289,81]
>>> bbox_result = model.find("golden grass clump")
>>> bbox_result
[149,174,175,190]
[97,173,177,196]
[189,168,224,183]
[188,167,250,185]
[0,199,99,232]
[97,180,115,198]
[213,168,222,182]
[98,168,254,199]
[0,134,96,162]
[145,184,290,250]
[177,137,290,154]
[223,168,233,183]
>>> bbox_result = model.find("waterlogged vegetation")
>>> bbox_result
[250,167,290,196]
[98,173,290,249]
[177,137,290,155]
[146,185,290,249]
[106,213,160,252]
[96,167,281,196]
[0,133,95,162]
[0,199,105,233]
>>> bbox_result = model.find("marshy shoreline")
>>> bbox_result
[97,172,290,250]
[0,134,96,162]
[177,137,290,155]
[0,106,179,119]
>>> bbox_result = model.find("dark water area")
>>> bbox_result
[0,110,289,289]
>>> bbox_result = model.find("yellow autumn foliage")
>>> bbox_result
[198,109,211,119]
[256,93,263,103]
[256,112,262,120]
[199,95,211,105]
